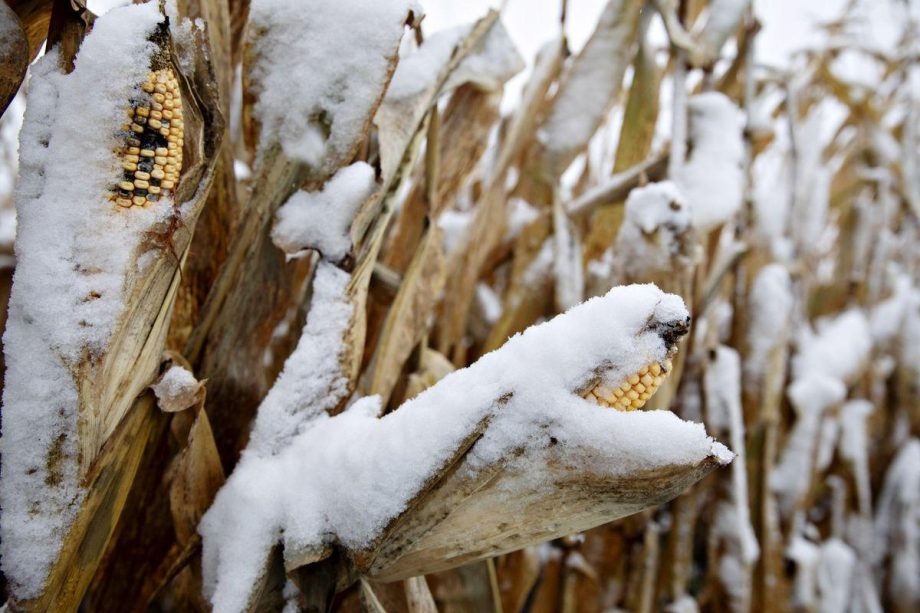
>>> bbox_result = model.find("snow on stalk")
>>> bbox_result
[244,0,417,173]
[873,440,920,611]
[673,92,745,232]
[200,284,731,611]
[704,346,759,612]
[0,2,221,604]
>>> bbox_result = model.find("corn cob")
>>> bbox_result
[112,25,183,208]
[583,359,673,411]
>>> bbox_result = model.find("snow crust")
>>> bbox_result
[200,284,725,611]
[247,0,411,166]
[271,162,377,260]
[0,2,170,597]
[674,92,745,232]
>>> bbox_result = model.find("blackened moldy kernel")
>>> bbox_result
[112,67,184,209]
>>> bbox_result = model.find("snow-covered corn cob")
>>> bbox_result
[584,359,673,411]
[112,29,183,208]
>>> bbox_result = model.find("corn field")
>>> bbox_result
[0,0,918,611]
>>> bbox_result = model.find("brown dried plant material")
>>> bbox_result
[76,20,219,473]
[0,1,28,117]
[7,0,53,61]
[365,227,447,406]
[404,348,456,402]
[437,35,565,360]
[381,85,500,274]
[483,216,554,354]
[495,548,541,613]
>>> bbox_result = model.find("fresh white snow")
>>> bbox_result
[200,284,727,611]
[614,181,692,278]
[247,261,353,456]
[246,0,413,168]
[271,161,377,260]
[745,263,793,385]
[0,2,173,597]
[674,92,745,232]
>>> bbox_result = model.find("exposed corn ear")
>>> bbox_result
[583,358,674,411]
[112,26,183,208]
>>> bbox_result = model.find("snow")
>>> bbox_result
[385,26,471,101]
[870,275,916,346]
[200,284,727,611]
[505,197,538,240]
[0,2,175,597]
[745,264,793,385]
[666,595,700,613]
[0,207,16,255]
[437,209,473,255]
[553,200,584,310]
[839,400,874,514]
[697,0,750,60]
[445,18,524,93]
[152,365,203,413]
[523,239,554,285]
[793,310,872,384]
[385,19,522,100]
[246,0,412,168]
[788,535,821,608]
[771,375,846,514]
[674,92,745,232]
[614,181,692,278]
[790,98,848,258]
[705,347,758,607]
[873,439,920,607]
[247,262,353,456]
[271,161,377,261]
[817,538,857,613]
[752,131,793,253]
[476,283,503,324]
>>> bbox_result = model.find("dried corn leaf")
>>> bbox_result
[483,218,553,354]
[435,38,564,357]
[365,227,447,405]
[539,0,644,177]
[382,85,500,273]
[374,11,505,183]
[583,13,661,261]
